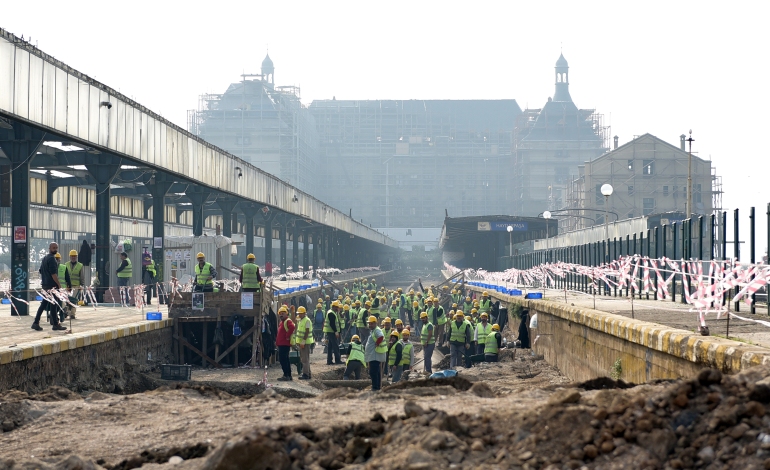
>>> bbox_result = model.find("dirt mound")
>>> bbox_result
[577,376,636,390]
[381,375,472,392]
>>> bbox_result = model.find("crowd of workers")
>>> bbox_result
[272,276,504,392]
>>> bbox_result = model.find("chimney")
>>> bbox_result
[680,134,686,151]
[613,136,619,150]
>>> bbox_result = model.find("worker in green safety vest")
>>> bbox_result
[343,334,366,380]
[324,300,343,365]
[395,329,414,383]
[116,252,132,304]
[56,253,71,289]
[479,291,492,313]
[239,253,263,293]
[449,311,471,369]
[420,312,435,373]
[143,254,157,306]
[474,312,492,355]
[485,323,502,362]
[194,252,216,293]
[67,250,83,290]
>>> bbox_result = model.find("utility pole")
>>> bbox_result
[686,130,694,218]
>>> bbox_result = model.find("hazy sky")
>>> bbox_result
[3,1,769,249]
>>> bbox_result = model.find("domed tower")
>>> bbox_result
[553,53,572,102]
[261,53,274,85]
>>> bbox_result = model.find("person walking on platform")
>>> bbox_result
[365,316,387,391]
[32,243,66,331]
[66,250,84,318]
[420,312,434,374]
[295,306,314,380]
[115,252,132,305]
[143,254,157,307]
[343,334,366,380]
[239,254,262,293]
[485,324,502,362]
[449,312,471,369]
[194,253,216,293]
[276,306,295,381]
[324,300,344,365]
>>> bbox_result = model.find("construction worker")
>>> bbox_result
[452,288,462,306]
[276,306,296,381]
[343,283,350,296]
[449,312,471,369]
[53,253,71,323]
[365,316,387,391]
[349,300,360,337]
[239,254,262,293]
[116,252,131,304]
[394,318,405,340]
[313,303,325,346]
[358,301,372,345]
[381,317,392,340]
[194,253,216,293]
[295,306,314,379]
[324,300,344,365]
[479,291,492,314]
[485,324,502,362]
[397,329,414,383]
[420,312,434,374]
[431,297,447,347]
[143,253,157,306]
[342,304,352,341]
[66,249,84,317]
[389,299,400,320]
[410,301,421,339]
[387,330,403,382]
[475,312,492,355]
[463,296,473,316]
[343,334,366,380]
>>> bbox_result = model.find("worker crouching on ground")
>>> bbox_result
[449,312,471,369]
[295,306,314,380]
[420,312,434,374]
[343,335,366,380]
[365,316,387,391]
[239,254,263,293]
[276,306,295,381]
[485,324,502,362]
[393,329,413,383]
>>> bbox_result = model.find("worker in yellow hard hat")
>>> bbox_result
[194,252,216,292]
[239,253,262,293]
[365,315,387,391]
[479,291,491,314]
[343,334,366,380]
[449,311,471,369]
[295,305,314,379]
[66,249,85,316]
[485,324,502,362]
[394,329,414,383]
[475,312,492,356]
[276,305,296,381]
[324,300,344,365]
[394,318,405,340]
[115,251,131,304]
[420,311,435,373]
[387,329,402,381]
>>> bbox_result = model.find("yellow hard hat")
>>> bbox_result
[412,301,419,307]
[197,252,205,259]
[454,312,464,319]
[473,301,480,306]
[383,317,392,324]
[395,319,403,326]
[392,300,398,305]
[420,311,428,319]
[278,305,288,313]
[297,306,306,314]
[442,286,449,290]
[491,324,500,331]
[390,330,400,338]
[332,300,342,308]
[54,253,62,259]
[247,253,255,260]
[471,308,478,314]
[337,295,343,300]
[365,301,372,307]
[69,250,78,257]
[402,329,411,338]
[416,292,422,296]
[465,296,471,302]
[368,315,377,323]
[452,303,458,308]
[343,304,350,310]
[316,304,323,309]
[397,288,403,292]
[318,298,323,303]
[325,295,330,299]
[355,300,361,306]
[351,335,360,342]
[480,312,489,319]
[482,291,489,297]
[409,289,415,294]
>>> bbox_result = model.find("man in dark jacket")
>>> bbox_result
[32,243,67,331]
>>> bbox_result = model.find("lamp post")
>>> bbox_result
[543,211,552,238]
[686,130,694,218]
[601,184,614,263]
[507,225,513,258]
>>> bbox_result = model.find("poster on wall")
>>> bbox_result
[153,237,163,249]
[241,293,254,310]
[184,250,191,260]
[13,226,26,243]
[175,250,182,260]
[165,250,173,261]
[192,293,204,310]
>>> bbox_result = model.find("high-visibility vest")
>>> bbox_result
[463,302,473,315]
[479,299,491,312]
[436,306,447,325]
[281,318,296,347]
[400,343,413,366]
[57,263,69,283]
[295,316,314,345]
[389,307,399,318]
[146,260,156,277]
[347,342,365,365]
[373,327,388,354]
[68,262,84,287]
[421,322,434,346]
[195,262,213,285]
[450,321,469,343]
[476,322,492,345]
[411,305,420,320]
[339,311,347,330]
[117,258,133,278]
[356,309,368,327]
[241,263,260,289]
[485,332,499,355]
[452,294,462,304]
[323,309,339,333]
[388,342,401,366]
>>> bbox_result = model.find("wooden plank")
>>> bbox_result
[175,334,221,368]
[215,323,259,363]
[201,320,208,368]
[214,314,220,363]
